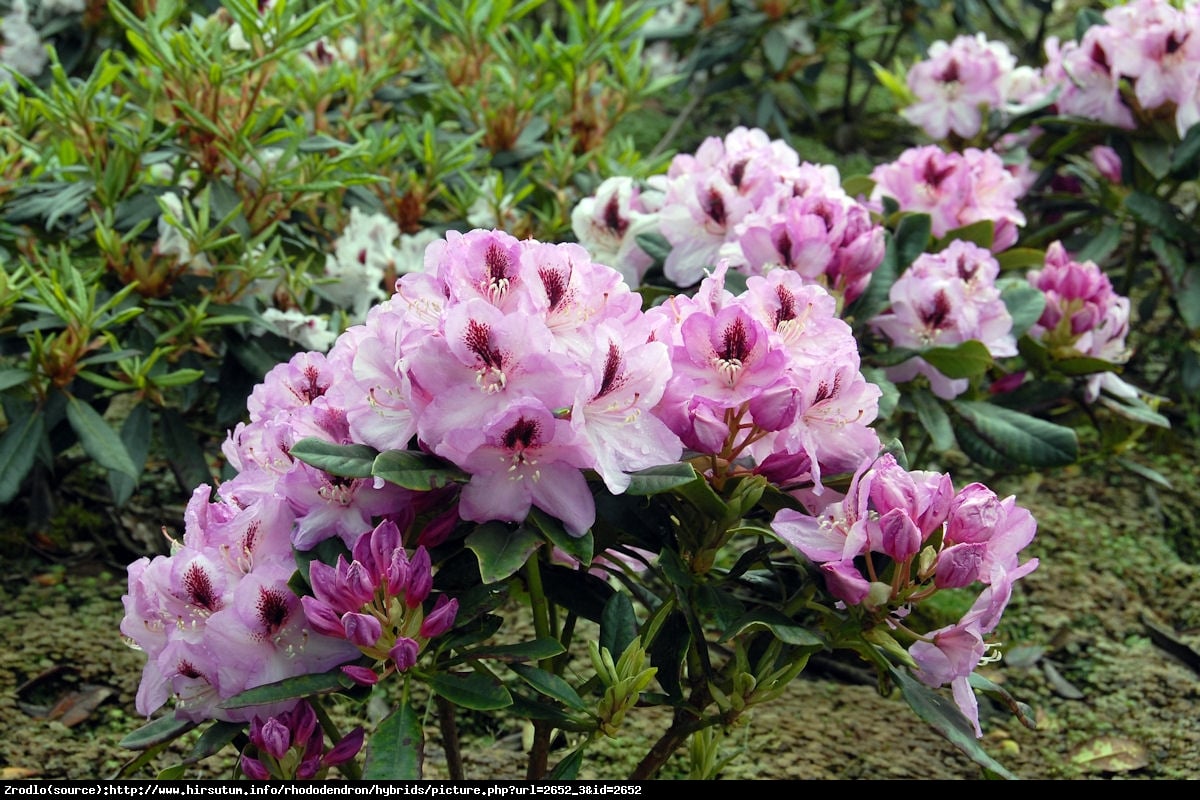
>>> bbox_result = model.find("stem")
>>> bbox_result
[523,554,555,780]
[435,694,465,781]
[628,684,714,780]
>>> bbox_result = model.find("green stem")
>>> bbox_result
[523,554,555,779]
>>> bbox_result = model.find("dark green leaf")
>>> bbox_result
[1074,224,1122,265]
[0,368,28,392]
[719,609,823,647]
[1098,394,1171,428]
[890,664,1017,779]
[921,340,993,379]
[108,402,152,508]
[219,669,353,709]
[1170,123,1200,179]
[428,671,512,711]
[529,507,592,566]
[363,701,423,779]
[185,721,244,765]
[118,714,197,750]
[539,563,613,622]
[600,593,638,661]
[624,462,700,495]
[66,396,138,478]
[290,437,379,479]
[671,469,728,518]
[911,389,956,453]
[999,280,1047,339]
[465,523,541,584]
[508,662,588,711]
[0,406,43,505]
[1115,456,1172,489]
[452,638,566,664]
[994,247,1047,273]
[647,609,690,701]
[893,213,932,271]
[1125,191,1196,244]
[372,449,467,490]
[159,408,214,492]
[950,400,1078,469]
[968,673,1038,731]
[634,231,672,264]
[549,747,585,780]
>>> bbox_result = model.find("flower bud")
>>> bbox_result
[389,637,421,671]
[419,595,459,639]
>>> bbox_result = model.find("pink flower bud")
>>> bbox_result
[259,718,292,760]
[879,508,922,562]
[323,727,365,768]
[934,542,987,588]
[389,637,421,671]
[1089,145,1122,183]
[946,483,1002,544]
[341,665,379,686]
[241,756,271,781]
[821,560,872,606]
[342,612,383,647]
[419,595,459,639]
[404,548,433,608]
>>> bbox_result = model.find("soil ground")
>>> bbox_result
[2,432,1199,781]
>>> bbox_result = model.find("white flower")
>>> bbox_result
[256,308,337,352]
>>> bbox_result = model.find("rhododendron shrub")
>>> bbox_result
[121,227,1040,780]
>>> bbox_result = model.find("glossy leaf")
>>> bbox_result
[600,592,638,661]
[889,665,1016,780]
[66,395,138,478]
[290,437,378,478]
[108,402,152,508]
[363,701,423,779]
[372,449,468,490]
[185,721,244,765]
[720,609,823,647]
[465,523,541,584]
[950,400,1078,469]
[623,462,700,495]
[508,662,588,711]
[451,638,566,664]
[998,279,1047,339]
[218,669,354,709]
[937,219,994,251]
[427,671,513,711]
[892,212,932,271]
[118,715,197,750]
[0,406,43,505]
[910,389,956,453]
[529,507,592,567]
[921,340,992,379]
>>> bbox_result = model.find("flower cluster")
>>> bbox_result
[1027,241,1135,402]
[241,700,365,780]
[771,452,1039,736]
[870,240,1017,399]
[645,262,882,492]
[572,127,885,304]
[902,32,1048,141]
[868,145,1027,251]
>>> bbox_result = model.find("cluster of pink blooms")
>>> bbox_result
[241,700,364,780]
[904,0,1200,141]
[868,144,1028,252]
[870,240,1017,400]
[1026,241,1136,402]
[572,127,885,305]
[771,452,1039,736]
[902,32,1049,141]
[643,262,883,491]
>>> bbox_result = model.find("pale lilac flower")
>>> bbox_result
[322,207,403,320]
[571,176,663,287]
[902,33,1011,140]
[257,308,337,352]
[1042,31,1136,130]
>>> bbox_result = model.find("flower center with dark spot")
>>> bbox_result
[257,587,290,636]
[183,563,220,612]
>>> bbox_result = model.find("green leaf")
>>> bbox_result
[66,395,138,478]
[118,715,197,750]
[892,212,932,271]
[428,671,513,711]
[719,609,823,647]
[465,523,542,584]
[159,408,213,492]
[372,449,468,490]
[921,340,993,379]
[1125,191,1196,244]
[647,609,690,701]
[363,701,424,779]
[508,662,589,711]
[600,592,638,661]
[634,231,672,264]
[290,437,378,478]
[936,219,994,251]
[185,721,244,765]
[529,506,592,566]
[1098,394,1171,428]
[623,462,699,495]
[889,665,1017,779]
[549,747,585,780]
[994,247,1047,273]
[911,389,956,453]
[998,280,1047,339]
[452,638,566,664]
[1170,123,1200,179]
[0,368,29,392]
[108,402,151,508]
[1074,225,1122,265]
[950,400,1078,469]
[0,406,43,505]
[219,669,353,709]
[1115,456,1172,489]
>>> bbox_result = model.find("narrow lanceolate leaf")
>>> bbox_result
[465,523,542,584]
[507,662,589,711]
[0,409,42,504]
[218,669,353,709]
[428,671,513,711]
[66,395,138,478]
[118,715,197,750]
[889,665,1017,780]
[719,609,823,647]
[950,401,1078,469]
[372,449,468,490]
[289,437,378,478]
[363,701,423,780]
[921,340,992,379]
[450,637,566,664]
[185,721,244,765]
